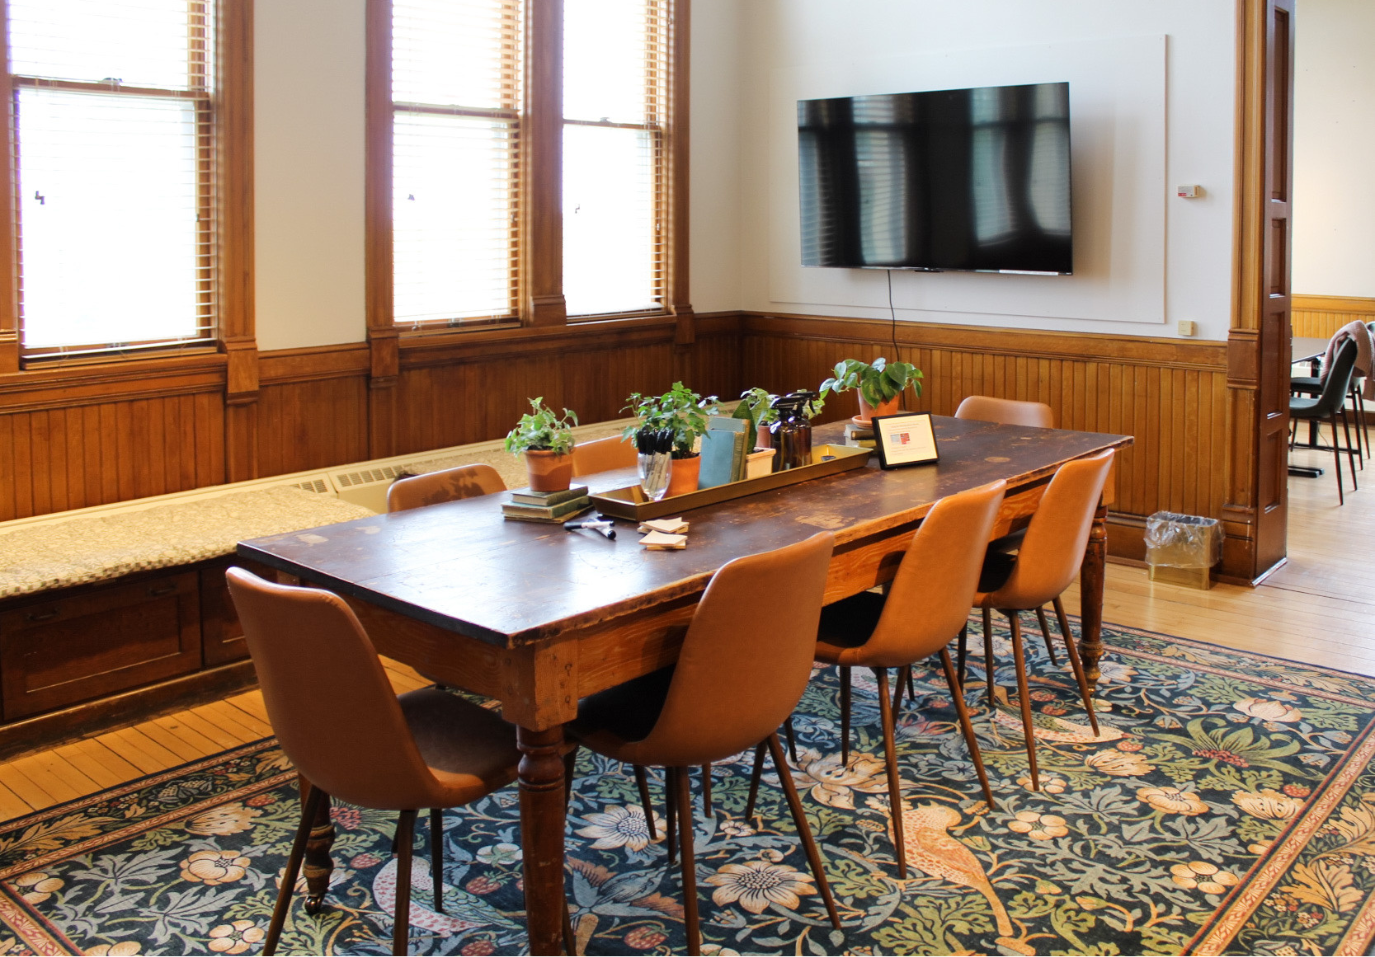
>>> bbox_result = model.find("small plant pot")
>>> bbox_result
[667,455,701,496]
[756,423,772,450]
[854,394,901,427]
[524,450,574,492]
[745,447,776,480]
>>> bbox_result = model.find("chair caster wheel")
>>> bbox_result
[305,895,324,915]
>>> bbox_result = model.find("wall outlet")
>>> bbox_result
[1177,184,1203,198]
[1177,320,1197,337]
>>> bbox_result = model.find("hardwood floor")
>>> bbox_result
[2,430,1371,819]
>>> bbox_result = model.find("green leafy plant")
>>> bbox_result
[504,397,578,456]
[622,381,719,458]
[820,357,923,406]
[733,386,825,434]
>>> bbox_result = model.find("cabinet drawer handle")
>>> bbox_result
[148,583,178,597]
[25,609,58,623]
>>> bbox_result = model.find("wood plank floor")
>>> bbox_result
[2,437,1372,819]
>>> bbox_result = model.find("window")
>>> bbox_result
[4,0,237,363]
[371,0,682,332]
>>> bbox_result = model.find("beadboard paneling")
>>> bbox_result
[1292,295,1375,339]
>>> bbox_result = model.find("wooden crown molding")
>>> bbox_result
[1292,294,1375,315]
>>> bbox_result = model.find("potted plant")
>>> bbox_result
[820,357,922,425]
[624,381,718,496]
[734,386,826,450]
[505,397,578,492]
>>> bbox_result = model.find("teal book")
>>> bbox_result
[698,418,747,489]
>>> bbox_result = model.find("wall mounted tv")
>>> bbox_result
[798,81,1072,275]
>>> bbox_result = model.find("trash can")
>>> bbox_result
[1145,511,1221,589]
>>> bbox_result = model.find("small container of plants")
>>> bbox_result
[505,397,579,492]
[820,357,922,425]
[623,381,718,497]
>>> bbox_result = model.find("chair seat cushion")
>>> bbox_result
[399,688,520,804]
[1289,396,1325,418]
[567,666,675,760]
[1291,376,1322,394]
[815,591,884,665]
[977,549,1018,597]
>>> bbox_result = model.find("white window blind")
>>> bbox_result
[562,0,669,318]
[9,0,215,360]
[392,0,521,326]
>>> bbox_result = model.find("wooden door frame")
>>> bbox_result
[1220,0,1294,586]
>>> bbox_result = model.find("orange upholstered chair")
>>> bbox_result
[387,463,507,512]
[571,435,637,476]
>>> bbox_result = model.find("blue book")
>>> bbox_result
[697,418,747,489]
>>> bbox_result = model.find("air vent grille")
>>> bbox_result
[290,479,332,494]
[336,466,404,488]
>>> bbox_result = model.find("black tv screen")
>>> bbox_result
[798,82,1072,274]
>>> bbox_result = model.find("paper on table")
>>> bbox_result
[638,517,689,534]
[639,530,687,550]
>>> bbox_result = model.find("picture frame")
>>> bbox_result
[872,412,940,469]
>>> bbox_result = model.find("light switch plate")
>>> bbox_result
[1177,320,1197,337]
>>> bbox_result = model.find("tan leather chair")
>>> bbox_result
[567,533,840,955]
[387,463,506,513]
[961,450,1115,791]
[952,395,1062,674]
[779,482,1005,879]
[571,435,637,476]
[225,568,524,956]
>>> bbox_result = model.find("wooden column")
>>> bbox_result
[219,0,258,483]
[365,0,400,458]
[0,0,17,376]
[525,0,567,327]
[1220,0,1294,584]
[669,0,694,351]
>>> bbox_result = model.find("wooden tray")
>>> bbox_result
[590,444,872,521]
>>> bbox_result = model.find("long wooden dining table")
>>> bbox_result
[238,415,1131,954]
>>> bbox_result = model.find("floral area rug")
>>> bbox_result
[3,618,1375,956]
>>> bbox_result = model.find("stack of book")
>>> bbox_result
[501,485,591,523]
[844,422,876,448]
[697,416,751,488]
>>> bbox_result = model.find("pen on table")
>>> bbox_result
[564,518,616,539]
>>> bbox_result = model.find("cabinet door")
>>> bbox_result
[0,573,202,721]
[199,558,273,666]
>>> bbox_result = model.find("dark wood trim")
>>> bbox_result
[1292,294,1375,315]
[0,660,257,762]
[259,343,371,385]
[525,0,566,327]
[668,0,693,347]
[0,0,17,376]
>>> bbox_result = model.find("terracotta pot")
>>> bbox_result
[854,393,901,427]
[524,450,574,492]
[756,423,772,450]
[667,455,701,496]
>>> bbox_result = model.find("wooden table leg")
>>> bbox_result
[299,774,335,914]
[1077,502,1108,692]
[518,725,567,956]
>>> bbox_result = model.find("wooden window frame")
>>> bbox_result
[365,0,691,343]
[0,0,254,375]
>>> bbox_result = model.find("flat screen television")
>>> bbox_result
[798,81,1072,275]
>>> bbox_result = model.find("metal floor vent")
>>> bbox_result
[335,465,405,488]
[287,478,332,494]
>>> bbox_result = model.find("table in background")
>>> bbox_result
[1291,336,1332,477]
[240,416,1131,954]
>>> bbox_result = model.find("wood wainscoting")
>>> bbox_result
[1292,295,1375,340]
[739,312,1230,564]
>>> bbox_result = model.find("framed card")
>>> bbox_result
[872,412,940,469]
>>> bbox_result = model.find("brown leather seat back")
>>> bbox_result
[226,567,447,810]
[860,481,1006,667]
[955,395,1055,429]
[387,464,507,512]
[986,450,1114,608]
[572,436,637,476]
[635,532,834,767]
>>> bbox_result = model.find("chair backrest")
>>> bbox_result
[1313,338,1360,414]
[859,481,1006,667]
[225,568,447,810]
[984,449,1115,609]
[572,436,637,476]
[633,532,834,767]
[387,464,506,513]
[955,395,1055,429]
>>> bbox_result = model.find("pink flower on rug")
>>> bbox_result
[330,807,363,830]
[624,926,669,949]
[461,941,497,956]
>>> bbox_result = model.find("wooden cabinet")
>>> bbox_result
[199,557,272,666]
[0,572,203,721]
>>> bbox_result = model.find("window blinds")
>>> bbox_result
[562,0,670,318]
[9,0,215,360]
[391,0,522,326]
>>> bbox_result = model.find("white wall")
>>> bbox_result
[731,0,1237,340]
[254,0,367,351]
[1293,0,1375,298]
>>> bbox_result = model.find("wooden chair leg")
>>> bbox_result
[784,715,798,764]
[562,900,575,956]
[982,607,996,706]
[701,765,713,818]
[1007,612,1040,791]
[839,666,851,767]
[673,767,702,956]
[393,810,417,956]
[1035,606,1059,665]
[562,747,578,808]
[872,666,907,878]
[744,741,767,820]
[1051,597,1100,736]
[892,664,908,716]
[956,624,968,685]
[633,765,657,841]
[665,765,678,866]
[938,649,996,809]
[430,808,444,914]
[264,783,325,956]
[1331,412,1346,505]
[766,733,841,930]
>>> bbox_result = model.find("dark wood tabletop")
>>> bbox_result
[239,416,1129,647]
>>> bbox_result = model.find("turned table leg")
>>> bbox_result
[518,725,567,956]
[1077,501,1108,693]
[299,775,335,914]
